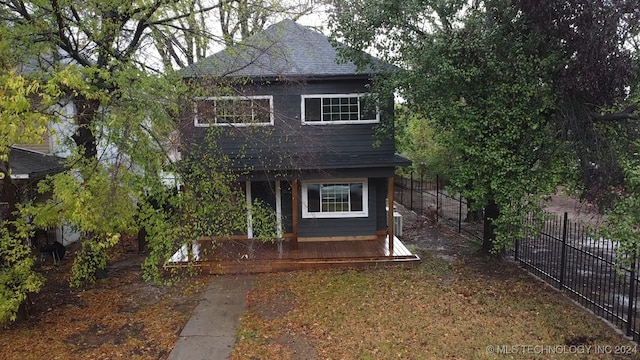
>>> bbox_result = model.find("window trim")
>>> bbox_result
[301,178,369,219]
[301,93,380,125]
[194,95,274,127]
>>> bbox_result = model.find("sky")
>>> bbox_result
[139,4,333,72]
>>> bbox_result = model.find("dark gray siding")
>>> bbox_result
[373,178,389,232]
[238,170,393,238]
[183,77,400,240]
[181,78,395,172]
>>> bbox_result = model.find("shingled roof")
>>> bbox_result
[8,147,65,180]
[180,19,393,79]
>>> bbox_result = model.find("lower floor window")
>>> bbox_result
[302,179,368,218]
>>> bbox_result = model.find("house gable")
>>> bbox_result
[180,19,393,80]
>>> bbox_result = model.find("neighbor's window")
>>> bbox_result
[301,179,368,218]
[301,94,378,124]
[194,95,273,126]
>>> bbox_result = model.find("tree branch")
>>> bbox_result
[594,103,640,122]
[148,3,222,27]
[121,0,167,61]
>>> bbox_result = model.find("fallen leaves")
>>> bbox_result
[0,253,207,360]
[231,257,639,360]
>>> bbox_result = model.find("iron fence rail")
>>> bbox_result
[394,172,640,342]
[394,173,482,240]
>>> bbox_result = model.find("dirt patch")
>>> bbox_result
[544,190,604,226]
[250,289,295,320]
[396,203,474,262]
[273,332,317,360]
[65,322,146,348]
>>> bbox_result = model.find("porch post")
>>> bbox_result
[292,179,299,249]
[388,176,395,256]
[275,180,283,238]
[246,180,253,238]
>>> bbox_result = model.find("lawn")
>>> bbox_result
[1,214,638,360]
[231,250,639,360]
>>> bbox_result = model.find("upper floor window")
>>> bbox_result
[194,95,274,127]
[301,94,379,125]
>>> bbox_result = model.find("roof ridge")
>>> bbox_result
[180,19,391,79]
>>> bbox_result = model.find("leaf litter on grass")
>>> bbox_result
[231,231,640,360]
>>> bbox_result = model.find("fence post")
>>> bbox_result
[627,254,637,337]
[436,174,439,220]
[514,235,519,262]
[419,169,424,216]
[559,212,568,290]
[410,170,414,211]
[458,196,462,233]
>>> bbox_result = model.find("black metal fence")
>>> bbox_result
[514,212,640,341]
[394,172,640,342]
[394,173,483,240]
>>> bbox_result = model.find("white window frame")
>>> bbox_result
[194,95,274,127]
[301,179,368,219]
[301,93,380,125]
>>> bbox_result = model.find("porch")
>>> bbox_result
[164,236,420,274]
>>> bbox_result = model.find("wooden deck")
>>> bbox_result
[165,236,420,274]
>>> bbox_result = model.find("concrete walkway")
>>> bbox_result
[168,275,254,360]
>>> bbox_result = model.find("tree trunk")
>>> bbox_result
[0,160,19,223]
[71,95,100,160]
[482,198,499,252]
[465,198,483,222]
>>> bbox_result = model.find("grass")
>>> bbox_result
[231,251,639,360]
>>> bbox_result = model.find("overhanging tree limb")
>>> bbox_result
[595,104,640,122]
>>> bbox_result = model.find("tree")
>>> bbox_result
[601,149,640,268]
[0,0,316,314]
[151,0,318,69]
[0,35,65,321]
[328,0,638,251]
[514,0,640,204]
[394,105,453,181]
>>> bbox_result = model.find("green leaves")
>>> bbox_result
[0,217,44,323]
[0,69,60,161]
[331,0,570,250]
[0,0,303,320]
[602,149,640,267]
[395,106,453,181]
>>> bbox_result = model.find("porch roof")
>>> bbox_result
[226,153,411,173]
[8,147,65,180]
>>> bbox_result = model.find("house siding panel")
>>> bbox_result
[182,79,395,172]
[15,133,52,155]
[374,178,389,232]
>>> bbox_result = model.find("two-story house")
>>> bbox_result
[174,20,416,271]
